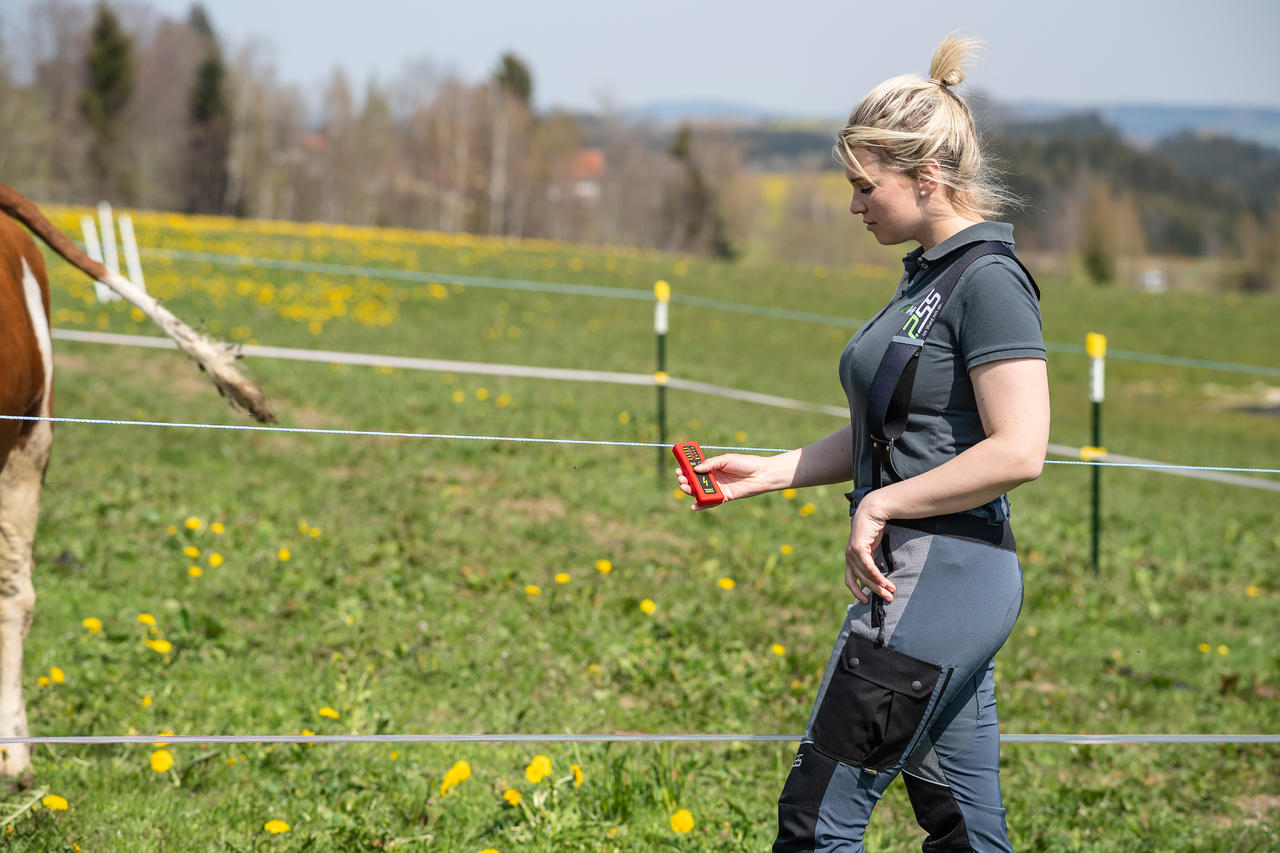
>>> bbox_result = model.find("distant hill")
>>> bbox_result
[630,98,1280,151]
[628,99,778,124]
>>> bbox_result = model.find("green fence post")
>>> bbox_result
[654,280,670,483]
[1084,332,1107,573]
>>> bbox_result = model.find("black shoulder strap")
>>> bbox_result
[866,241,1039,489]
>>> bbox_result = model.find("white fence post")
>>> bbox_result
[118,213,145,295]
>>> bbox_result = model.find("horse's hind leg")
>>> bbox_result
[0,411,52,779]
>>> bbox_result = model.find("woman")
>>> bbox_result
[677,35,1049,852]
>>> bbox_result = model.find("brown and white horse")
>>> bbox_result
[0,185,272,777]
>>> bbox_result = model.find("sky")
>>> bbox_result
[6,0,1280,116]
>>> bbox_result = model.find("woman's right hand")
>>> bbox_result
[675,453,778,510]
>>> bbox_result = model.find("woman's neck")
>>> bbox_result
[917,214,985,252]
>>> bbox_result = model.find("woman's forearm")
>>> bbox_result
[762,424,854,491]
[871,433,1043,520]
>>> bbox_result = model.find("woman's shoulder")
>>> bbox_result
[955,251,1039,304]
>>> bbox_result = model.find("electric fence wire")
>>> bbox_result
[2,415,1278,476]
[136,247,1280,378]
[21,250,1277,754]
[3,733,1278,746]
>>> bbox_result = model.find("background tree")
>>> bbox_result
[79,1,134,199]
[487,52,533,236]
[493,52,532,107]
[664,124,734,259]
[185,4,231,213]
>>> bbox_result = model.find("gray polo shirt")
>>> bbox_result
[838,222,1045,522]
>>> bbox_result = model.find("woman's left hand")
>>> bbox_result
[845,493,896,604]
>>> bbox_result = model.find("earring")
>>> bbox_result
[919,190,927,197]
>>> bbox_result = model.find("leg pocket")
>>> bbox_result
[810,633,946,772]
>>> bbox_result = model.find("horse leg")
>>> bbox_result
[0,408,52,779]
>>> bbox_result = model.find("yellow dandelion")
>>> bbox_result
[571,764,583,787]
[476,388,490,401]
[771,643,786,656]
[1024,626,1040,637]
[50,666,65,684]
[211,522,225,534]
[277,548,291,562]
[555,573,570,584]
[799,502,816,517]
[1246,585,1260,597]
[671,808,695,834]
[165,525,178,536]
[495,393,512,409]
[138,613,156,627]
[780,544,793,555]
[672,488,685,500]
[82,617,103,634]
[1198,643,1211,653]
[390,750,399,761]
[1217,645,1229,656]
[640,599,656,615]
[717,577,736,590]
[310,527,321,538]
[587,663,602,675]
[183,546,199,559]
[150,749,174,772]
[617,411,631,424]
[451,390,465,403]
[37,676,50,687]
[734,430,747,442]
[264,819,290,834]
[188,566,202,578]
[595,559,613,575]
[782,488,797,499]
[318,706,340,719]
[479,849,498,853]
[184,517,201,531]
[298,522,310,534]
[503,788,522,806]
[525,585,541,596]
[525,754,552,784]
[142,696,152,708]
[440,760,471,794]
[145,639,173,654]
[208,553,223,567]
[42,794,68,811]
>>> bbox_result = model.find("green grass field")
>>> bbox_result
[2,208,1276,851]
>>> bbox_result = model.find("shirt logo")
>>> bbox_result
[900,289,942,339]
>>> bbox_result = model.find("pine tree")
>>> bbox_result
[185,4,231,213]
[493,52,533,107]
[666,124,735,259]
[79,2,134,198]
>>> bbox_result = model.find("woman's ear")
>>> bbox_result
[916,159,943,187]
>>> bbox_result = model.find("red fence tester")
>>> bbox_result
[672,442,725,506]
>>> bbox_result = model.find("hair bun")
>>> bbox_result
[928,33,983,89]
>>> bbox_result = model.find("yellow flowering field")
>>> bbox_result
[2,208,1275,850]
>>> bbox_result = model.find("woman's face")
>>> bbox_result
[844,152,925,246]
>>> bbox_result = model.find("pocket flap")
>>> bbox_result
[840,633,940,696]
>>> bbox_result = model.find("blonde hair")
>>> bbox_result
[834,34,1016,219]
